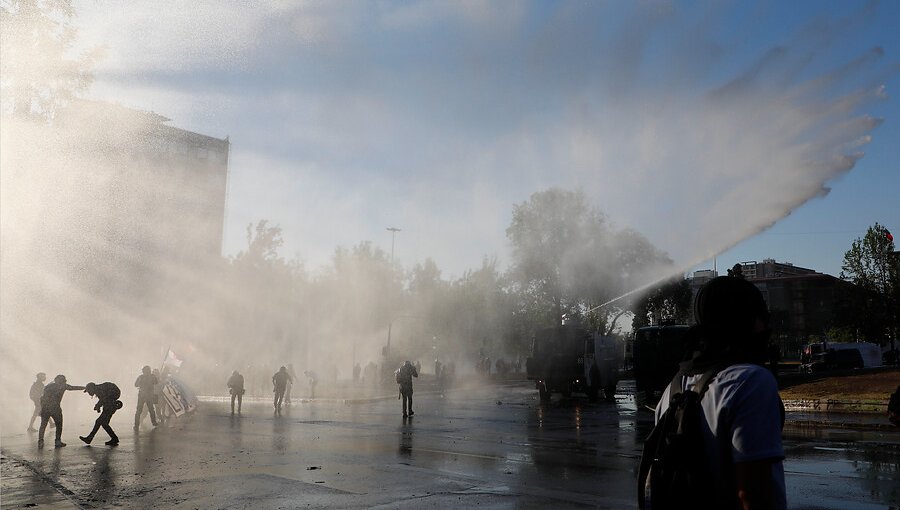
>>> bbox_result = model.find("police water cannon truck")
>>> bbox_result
[525,324,620,402]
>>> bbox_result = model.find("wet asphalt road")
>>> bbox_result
[1,381,898,509]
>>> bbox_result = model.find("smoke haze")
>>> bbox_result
[1,2,896,432]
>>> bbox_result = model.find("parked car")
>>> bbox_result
[801,348,864,373]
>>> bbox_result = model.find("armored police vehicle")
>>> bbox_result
[525,324,620,402]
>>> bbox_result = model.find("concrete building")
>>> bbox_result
[56,100,230,264]
[1,100,232,369]
[689,260,855,357]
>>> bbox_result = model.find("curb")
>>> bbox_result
[783,418,898,431]
[783,399,889,413]
[1,449,84,509]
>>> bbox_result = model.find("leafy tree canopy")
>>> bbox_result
[631,277,693,330]
[506,188,672,334]
[1,0,103,119]
[839,222,898,344]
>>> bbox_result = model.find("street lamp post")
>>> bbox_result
[385,227,401,355]
[386,227,401,264]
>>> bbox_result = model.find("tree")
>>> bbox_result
[506,188,671,334]
[0,0,102,119]
[507,189,603,326]
[234,220,285,268]
[430,257,519,361]
[840,223,899,345]
[631,277,693,330]
[225,220,302,362]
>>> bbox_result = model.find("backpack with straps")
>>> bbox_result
[637,365,731,510]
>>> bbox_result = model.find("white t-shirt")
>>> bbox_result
[655,363,787,509]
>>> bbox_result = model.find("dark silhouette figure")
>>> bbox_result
[641,276,786,509]
[285,364,297,405]
[889,385,900,427]
[272,366,292,411]
[304,370,318,399]
[228,370,245,415]
[397,360,418,417]
[38,374,85,448]
[28,372,47,432]
[134,365,158,430]
[353,363,361,384]
[80,382,123,446]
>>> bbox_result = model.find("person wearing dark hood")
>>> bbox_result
[80,382,123,446]
[303,370,318,399]
[38,374,85,448]
[134,365,158,430]
[28,372,47,432]
[652,276,786,509]
[272,366,292,412]
[284,364,297,405]
[227,370,245,415]
[396,360,418,417]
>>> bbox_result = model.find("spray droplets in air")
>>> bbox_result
[0,2,896,429]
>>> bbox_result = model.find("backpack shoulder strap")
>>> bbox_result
[637,363,730,509]
[694,363,729,398]
[638,369,686,509]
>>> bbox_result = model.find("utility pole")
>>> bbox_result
[385,227,401,355]
[387,227,401,264]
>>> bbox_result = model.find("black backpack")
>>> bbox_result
[637,365,733,510]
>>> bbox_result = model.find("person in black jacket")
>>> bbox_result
[134,365,159,430]
[80,382,123,446]
[38,374,85,448]
[397,361,418,417]
[227,370,245,415]
[272,366,292,412]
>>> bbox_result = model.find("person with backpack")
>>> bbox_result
[227,370,245,415]
[396,360,418,417]
[638,276,786,510]
[272,366,292,412]
[80,382,123,446]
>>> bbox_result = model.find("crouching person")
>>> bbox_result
[80,382,123,446]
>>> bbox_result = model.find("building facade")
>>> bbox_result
[690,260,855,357]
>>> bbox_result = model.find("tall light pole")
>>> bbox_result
[385,227,401,357]
[386,227,401,264]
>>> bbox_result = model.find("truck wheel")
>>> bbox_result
[604,384,617,402]
[538,384,550,402]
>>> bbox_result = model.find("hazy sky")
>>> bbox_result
[73,0,899,281]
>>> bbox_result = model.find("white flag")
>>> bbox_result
[164,349,183,368]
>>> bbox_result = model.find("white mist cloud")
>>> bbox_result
[69,1,897,279]
[2,0,895,432]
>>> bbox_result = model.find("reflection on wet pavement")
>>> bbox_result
[0,381,897,508]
